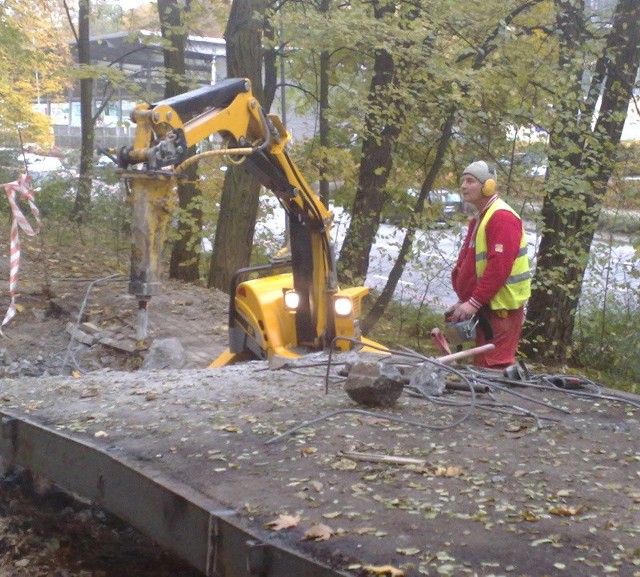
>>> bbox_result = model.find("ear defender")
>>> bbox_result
[482,164,497,196]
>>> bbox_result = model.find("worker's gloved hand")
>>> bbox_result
[449,301,477,322]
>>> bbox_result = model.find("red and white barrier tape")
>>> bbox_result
[1,174,41,332]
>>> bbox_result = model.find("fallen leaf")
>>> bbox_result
[396,547,420,556]
[332,458,357,471]
[265,514,301,531]
[530,535,560,547]
[354,527,378,535]
[213,424,242,433]
[521,510,540,522]
[363,565,405,576]
[322,511,342,519]
[357,416,391,426]
[303,523,334,541]
[505,424,526,433]
[549,505,584,517]
[434,466,464,477]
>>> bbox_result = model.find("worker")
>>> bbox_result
[448,160,531,368]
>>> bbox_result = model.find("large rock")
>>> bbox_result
[141,338,188,370]
[344,361,404,407]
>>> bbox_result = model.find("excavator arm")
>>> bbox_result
[117,78,382,365]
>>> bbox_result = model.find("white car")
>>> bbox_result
[19,153,76,182]
[500,153,547,178]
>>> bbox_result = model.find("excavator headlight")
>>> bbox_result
[334,296,353,318]
[283,289,300,311]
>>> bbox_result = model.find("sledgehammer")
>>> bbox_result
[435,343,495,364]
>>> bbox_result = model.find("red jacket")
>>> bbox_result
[451,199,524,309]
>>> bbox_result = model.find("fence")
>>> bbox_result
[53,125,136,150]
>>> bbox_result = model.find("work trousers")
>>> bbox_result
[474,307,525,368]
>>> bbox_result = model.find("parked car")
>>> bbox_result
[500,152,547,178]
[21,153,66,181]
[383,188,468,227]
[428,189,466,221]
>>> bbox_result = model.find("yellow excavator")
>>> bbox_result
[115,78,384,365]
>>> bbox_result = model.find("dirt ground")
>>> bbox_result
[0,230,231,576]
[0,228,638,577]
[0,243,231,378]
[0,469,204,577]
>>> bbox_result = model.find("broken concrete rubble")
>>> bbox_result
[141,337,188,370]
[408,364,447,396]
[344,360,404,406]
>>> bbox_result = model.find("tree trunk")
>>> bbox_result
[318,0,331,207]
[158,0,189,97]
[158,0,202,282]
[207,0,270,294]
[523,0,640,361]
[355,1,540,329]
[262,15,278,113]
[361,110,456,334]
[169,151,202,280]
[337,0,401,287]
[73,0,93,222]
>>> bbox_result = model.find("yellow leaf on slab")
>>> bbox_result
[322,511,342,519]
[363,565,405,577]
[396,547,420,556]
[549,505,584,517]
[505,424,526,433]
[357,416,393,426]
[332,458,357,471]
[354,527,378,535]
[304,523,334,541]
[434,466,464,477]
[213,424,242,433]
[265,514,301,531]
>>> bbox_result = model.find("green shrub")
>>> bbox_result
[616,141,640,177]
[573,304,639,393]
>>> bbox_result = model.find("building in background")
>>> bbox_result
[38,32,227,149]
